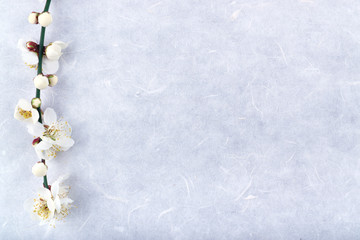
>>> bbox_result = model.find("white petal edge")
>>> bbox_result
[56,137,75,149]
[35,148,45,160]
[18,99,32,110]
[17,39,27,51]
[53,41,68,49]
[44,108,57,125]
[36,140,53,150]
[31,109,40,124]
[22,51,39,65]
[28,122,45,137]
[43,58,59,74]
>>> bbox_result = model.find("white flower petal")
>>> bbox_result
[22,51,39,65]
[31,109,40,124]
[47,199,55,213]
[54,197,61,213]
[35,148,45,160]
[14,110,22,121]
[46,44,62,60]
[51,181,60,196]
[43,58,59,74]
[24,198,43,221]
[36,140,53,150]
[53,41,68,49]
[17,39,27,51]
[56,174,69,184]
[38,187,51,199]
[61,197,73,205]
[44,108,57,125]
[56,137,74,149]
[44,148,56,161]
[18,99,32,110]
[28,122,45,137]
[41,136,54,143]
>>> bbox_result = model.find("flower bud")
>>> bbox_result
[32,162,48,177]
[31,98,41,108]
[34,74,49,90]
[26,41,38,52]
[32,137,41,146]
[38,12,52,27]
[45,43,62,61]
[28,12,39,24]
[47,75,58,87]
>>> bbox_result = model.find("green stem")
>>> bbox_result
[42,160,49,189]
[36,0,52,189]
[44,0,52,12]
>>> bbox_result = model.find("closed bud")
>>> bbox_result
[26,41,38,52]
[38,12,52,27]
[31,98,41,108]
[45,43,62,60]
[47,75,58,87]
[28,12,39,24]
[32,162,48,177]
[32,137,41,146]
[33,74,49,90]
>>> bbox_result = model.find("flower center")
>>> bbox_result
[18,108,32,119]
[43,125,60,141]
[33,198,51,220]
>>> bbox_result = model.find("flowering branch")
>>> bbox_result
[36,0,52,190]
[15,0,75,226]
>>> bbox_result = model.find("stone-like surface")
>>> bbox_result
[1,0,360,239]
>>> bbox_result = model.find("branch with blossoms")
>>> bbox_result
[15,0,74,226]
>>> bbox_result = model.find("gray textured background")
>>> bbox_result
[1,0,360,239]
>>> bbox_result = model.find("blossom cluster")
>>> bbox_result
[15,0,74,226]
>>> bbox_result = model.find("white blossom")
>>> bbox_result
[17,39,67,74]
[24,175,73,226]
[14,99,39,124]
[28,108,74,160]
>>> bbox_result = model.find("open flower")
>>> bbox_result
[51,175,73,221]
[24,187,56,225]
[28,108,74,160]
[14,99,39,124]
[24,175,73,225]
[17,39,67,74]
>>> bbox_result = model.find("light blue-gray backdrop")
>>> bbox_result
[1,0,360,239]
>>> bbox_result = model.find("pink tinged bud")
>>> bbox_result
[26,41,38,53]
[32,137,41,146]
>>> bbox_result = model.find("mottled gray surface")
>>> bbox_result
[1,0,360,239]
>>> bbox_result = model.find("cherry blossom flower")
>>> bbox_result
[24,187,55,225]
[14,99,39,124]
[28,108,74,160]
[17,39,67,74]
[24,175,73,226]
